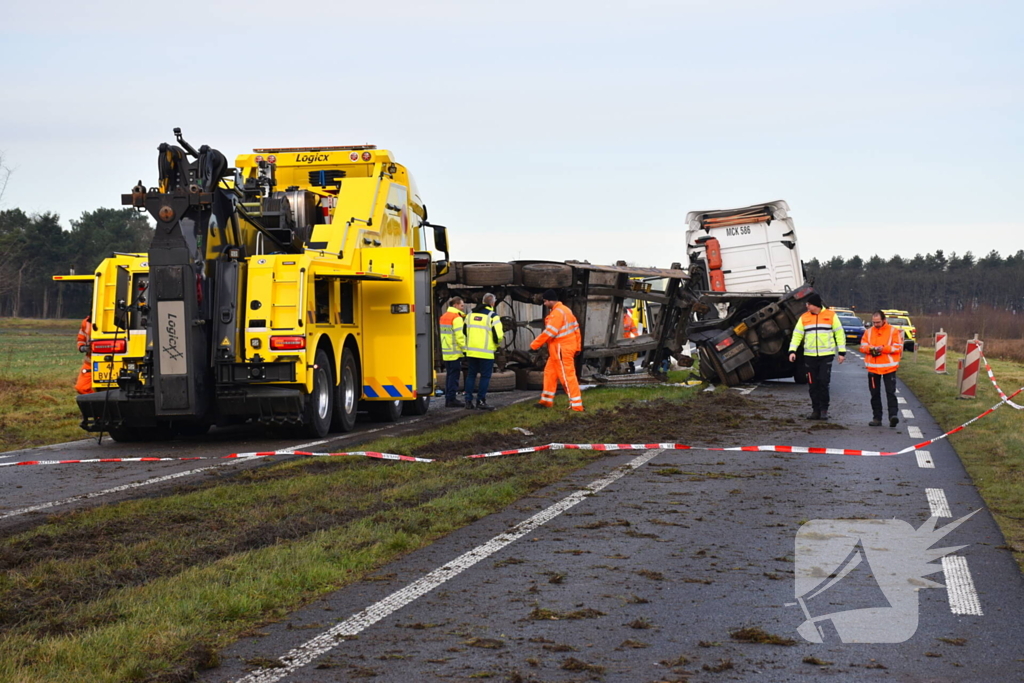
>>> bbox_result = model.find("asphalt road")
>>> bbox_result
[0,391,535,533]
[198,355,1024,683]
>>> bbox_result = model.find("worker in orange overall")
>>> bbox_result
[530,289,583,412]
[75,315,94,395]
[860,310,904,428]
[621,307,639,373]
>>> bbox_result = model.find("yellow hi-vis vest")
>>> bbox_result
[465,306,504,359]
[439,307,466,361]
[789,308,847,357]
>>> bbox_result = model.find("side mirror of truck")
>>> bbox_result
[431,224,449,254]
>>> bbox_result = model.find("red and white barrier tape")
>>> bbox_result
[982,355,1024,410]
[4,386,1020,469]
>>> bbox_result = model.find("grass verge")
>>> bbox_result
[0,381,712,683]
[897,350,1024,571]
[0,317,85,453]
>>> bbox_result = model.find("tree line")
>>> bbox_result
[804,250,1024,315]
[0,208,153,319]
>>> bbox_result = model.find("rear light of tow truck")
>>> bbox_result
[92,339,127,354]
[269,336,306,351]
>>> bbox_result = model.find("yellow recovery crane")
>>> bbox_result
[73,129,446,441]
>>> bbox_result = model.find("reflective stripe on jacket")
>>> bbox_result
[789,308,847,357]
[439,306,466,361]
[465,306,504,359]
[531,303,581,352]
[860,322,903,375]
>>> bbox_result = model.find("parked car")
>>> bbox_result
[882,309,917,351]
[837,314,866,345]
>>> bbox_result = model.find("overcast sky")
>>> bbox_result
[1,0,1020,268]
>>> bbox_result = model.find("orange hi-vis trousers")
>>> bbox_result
[539,344,583,411]
[76,358,94,395]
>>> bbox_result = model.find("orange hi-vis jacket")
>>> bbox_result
[531,303,581,353]
[860,322,903,375]
[623,310,638,339]
[76,316,94,395]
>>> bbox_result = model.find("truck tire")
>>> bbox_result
[487,370,517,392]
[703,347,740,387]
[107,423,173,443]
[463,262,514,286]
[368,399,403,422]
[332,348,359,432]
[904,340,916,352]
[302,348,334,438]
[522,263,573,288]
[402,395,431,416]
[526,369,545,390]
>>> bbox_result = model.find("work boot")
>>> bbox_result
[464,401,475,410]
[890,416,899,428]
[446,399,465,408]
[869,418,882,427]
[819,411,829,421]
[806,411,821,420]
[476,400,495,411]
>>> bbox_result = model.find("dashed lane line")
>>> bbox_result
[943,555,984,616]
[916,450,935,468]
[902,409,915,419]
[233,449,665,683]
[897,396,907,404]
[908,426,924,439]
[926,488,952,517]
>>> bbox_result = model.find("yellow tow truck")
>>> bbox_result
[63,129,446,441]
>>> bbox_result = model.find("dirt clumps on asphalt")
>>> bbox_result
[414,391,796,460]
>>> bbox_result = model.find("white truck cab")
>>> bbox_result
[685,200,803,293]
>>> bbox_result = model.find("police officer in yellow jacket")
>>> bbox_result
[439,297,467,407]
[464,293,504,411]
[788,293,846,420]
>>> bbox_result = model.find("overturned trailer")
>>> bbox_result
[435,260,699,388]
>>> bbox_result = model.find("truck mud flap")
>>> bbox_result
[217,386,304,425]
[77,389,158,431]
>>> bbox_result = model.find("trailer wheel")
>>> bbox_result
[302,348,334,438]
[332,348,358,432]
[522,263,573,288]
[435,370,464,391]
[403,395,431,416]
[487,370,517,392]
[702,346,740,386]
[368,399,403,422]
[463,262,514,286]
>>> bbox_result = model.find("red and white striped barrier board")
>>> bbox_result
[935,329,948,374]
[4,385,1020,469]
[958,337,983,399]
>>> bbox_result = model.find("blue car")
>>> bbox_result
[837,314,865,345]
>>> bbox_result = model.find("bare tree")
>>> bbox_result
[0,151,11,204]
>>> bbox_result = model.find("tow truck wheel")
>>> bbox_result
[332,348,358,432]
[368,399,403,422]
[402,395,431,416]
[302,348,334,438]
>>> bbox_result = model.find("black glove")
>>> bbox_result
[871,346,882,357]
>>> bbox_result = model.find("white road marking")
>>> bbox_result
[897,396,907,404]
[926,488,952,517]
[731,386,756,395]
[0,461,256,520]
[908,426,924,439]
[902,409,915,419]
[0,435,339,521]
[915,450,934,468]
[943,555,983,616]
[234,449,665,683]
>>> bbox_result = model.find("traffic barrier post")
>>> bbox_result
[934,328,947,374]
[958,335,983,399]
